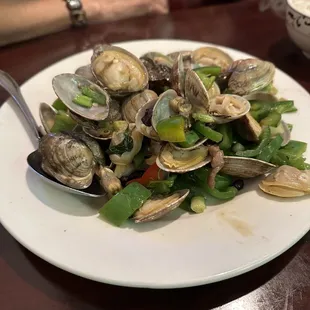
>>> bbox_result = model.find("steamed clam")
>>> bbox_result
[259,165,310,198]
[133,189,190,223]
[221,156,276,178]
[91,44,148,95]
[192,46,234,70]
[122,89,158,123]
[75,64,96,82]
[156,144,211,173]
[39,102,57,134]
[226,59,276,96]
[39,132,96,189]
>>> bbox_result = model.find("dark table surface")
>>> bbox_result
[1,0,310,309]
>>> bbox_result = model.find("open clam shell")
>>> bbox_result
[170,54,186,96]
[209,94,251,124]
[151,89,179,131]
[75,64,96,82]
[52,73,110,121]
[184,69,220,113]
[91,44,149,96]
[259,165,310,198]
[133,189,190,223]
[156,144,211,173]
[122,89,158,123]
[135,99,160,140]
[221,156,276,178]
[140,52,174,68]
[83,127,113,141]
[167,51,193,63]
[170,137,208,151]
[39,102,57,134]
[192,47,233,70]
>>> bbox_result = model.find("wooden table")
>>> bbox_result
[1,1,309,309]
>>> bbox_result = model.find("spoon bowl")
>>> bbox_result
[0,70,106,198]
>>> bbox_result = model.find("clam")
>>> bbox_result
[184,69,220,113]
[151,89,179,130]
[221,156,276,178]
[156,144,211,173]
[133,189,190,223]
[192,47,233,70]
[208,94,251,124]
[227,59,276,96]
[259,165,310,198]
[75,64,96,82]
[235,112,262,142]
[122,89,158,123]
[52,73,110,121]
[135,99,160,140]
[91,44,148,96]
[39,102,57,134]
[140,52,174,68]
[39,132,96,189]
[170,54,186,96]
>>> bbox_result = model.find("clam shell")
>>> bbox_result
[209,94,251,124]
[133,189,190,223]
[140,52,174,68]
[170,54,185,96]
[170,137,208,151]
[167,51,193,62]
[221,156,276,178]
[184,70,220,113]
[235,112,262,142]
[228,59,276,96]
[39,133,96,189]
[151,89,178,131]
[83,127,112,141]
[192,47,233,70]
[75,64,96,82]
[259,165,310,198]
[122,89,158,123]
[135,99,160,140]
[91,44,149,96]
[156,144,211,173]
[39,102,57,134]
[52,73,110,121]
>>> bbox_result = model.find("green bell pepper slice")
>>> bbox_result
[236,126,271,158]
[217,123,233,150]
[50,111,77,133]
[80,86,107,105]
[260,111,281,127]
[52,98,67,111]
[156,116,186,142]
[277,140,307,158]
[193,66,222,77]
[193,122,223,143]
[177,131,200,148]
[192,113,215,123]
[257,135,283,162]
[99,182,152,227]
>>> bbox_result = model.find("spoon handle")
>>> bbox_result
[0,70,41,142]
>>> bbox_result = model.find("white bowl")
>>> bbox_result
[286,0,310,58]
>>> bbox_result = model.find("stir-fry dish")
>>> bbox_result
[37,44,310,227]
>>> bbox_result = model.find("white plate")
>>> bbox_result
[0,39,309,289]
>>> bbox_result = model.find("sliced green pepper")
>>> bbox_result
[273,101,297,114]
[147,179,175,195]
[204,185,238,200]
[192,113,215,123]
[193,122,223,143]
[50,110,77,133]
[236,126,271,158]
[177,131,200,148]
[73,94,93,108]
[156,116,186,142]
[277,140,307,158]
[232,142,245,153]
[257,135,283,162]
[217,123,233,150]
[198,75,216,90]
[260,111,281,127]
[193,66,222,77]
[80,86,106,105]
[52,98,67,111]
[99,182,152,227]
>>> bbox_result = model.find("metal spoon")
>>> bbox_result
[0,70,106,198]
